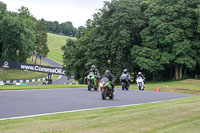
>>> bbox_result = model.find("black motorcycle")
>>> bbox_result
[120,73,130,90]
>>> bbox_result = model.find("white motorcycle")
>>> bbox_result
[136,77,145,91]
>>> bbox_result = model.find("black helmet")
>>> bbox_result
[123,69,127,74]
[91,65,96,70]
[105,70,110,77]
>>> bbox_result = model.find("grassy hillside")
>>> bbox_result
[47,33,76,64]
[0,33,74,81]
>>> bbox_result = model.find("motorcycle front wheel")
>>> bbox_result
[88,81,92,91]
[109,92,114,99]
[126,82,129,90]
[122,82,126,90]
[101,88,107,100]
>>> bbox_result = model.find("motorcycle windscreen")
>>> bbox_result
[136,77,143,82]
[101,77,109,83]
[89,72,94,75]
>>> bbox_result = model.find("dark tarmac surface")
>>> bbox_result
[43,58,74,84]
[0,88,195,120]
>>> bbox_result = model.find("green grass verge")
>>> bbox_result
[117,79,200,95]
[0,84,87,91]
[47,33,76,64]
[52,74,60,80]
[0,96,199,133]
[1,79,200,95]
[0,69,47,81]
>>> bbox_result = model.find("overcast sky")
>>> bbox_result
[1,0,111,28]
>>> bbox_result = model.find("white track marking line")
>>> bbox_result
[0,97,189,121]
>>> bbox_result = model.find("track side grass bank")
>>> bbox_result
[1,79,200,95]
[47,33,76,64]
[0,84,87,91]
[125,79,200,95]
[0,96,199,133]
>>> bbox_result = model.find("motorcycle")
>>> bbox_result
[136,77,145,91]
[43,78,52,85]
[99,77,114,100]
[87,72,97,91]
[120,73,130,90]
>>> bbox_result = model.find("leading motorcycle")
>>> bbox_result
[99,77,114,100]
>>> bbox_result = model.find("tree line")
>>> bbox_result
[0,1,48,64]
[45,21,77,37]
[62,0,200,83]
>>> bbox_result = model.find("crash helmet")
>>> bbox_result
[138,72,142,75]
[123,69,127,74]
[91,65,96,70]
[105,70,110,77]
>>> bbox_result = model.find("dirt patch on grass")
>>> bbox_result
[159,88,200,95]
[179,79,200,84]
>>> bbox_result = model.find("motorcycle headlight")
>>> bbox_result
[99,83,103,87]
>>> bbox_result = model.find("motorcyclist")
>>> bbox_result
[90,65,100,88]
[121,69,131,84]
[122,69,130,78]
[136,72,145,86]
[103,70,115,92]
[90,65,100,77]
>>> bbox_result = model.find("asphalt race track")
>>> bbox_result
[0,88,195,120]
[43,58,74,84]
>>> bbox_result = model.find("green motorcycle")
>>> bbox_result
[87,72,97,91]
[99,77,114,100]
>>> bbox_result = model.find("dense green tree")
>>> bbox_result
[0,3,47,63]
[62,21,93,82]
[62,0,144,83]
[136,0,200,80]
[0,1,6,16]
[60,21,77,36]
[46,21,77,36]
[0,12,35,62]
[62,0,200,82]
[35,18,49,64]
[76,26,86,38]
[0,1,7,58]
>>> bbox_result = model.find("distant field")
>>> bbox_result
[47,33,76,64]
